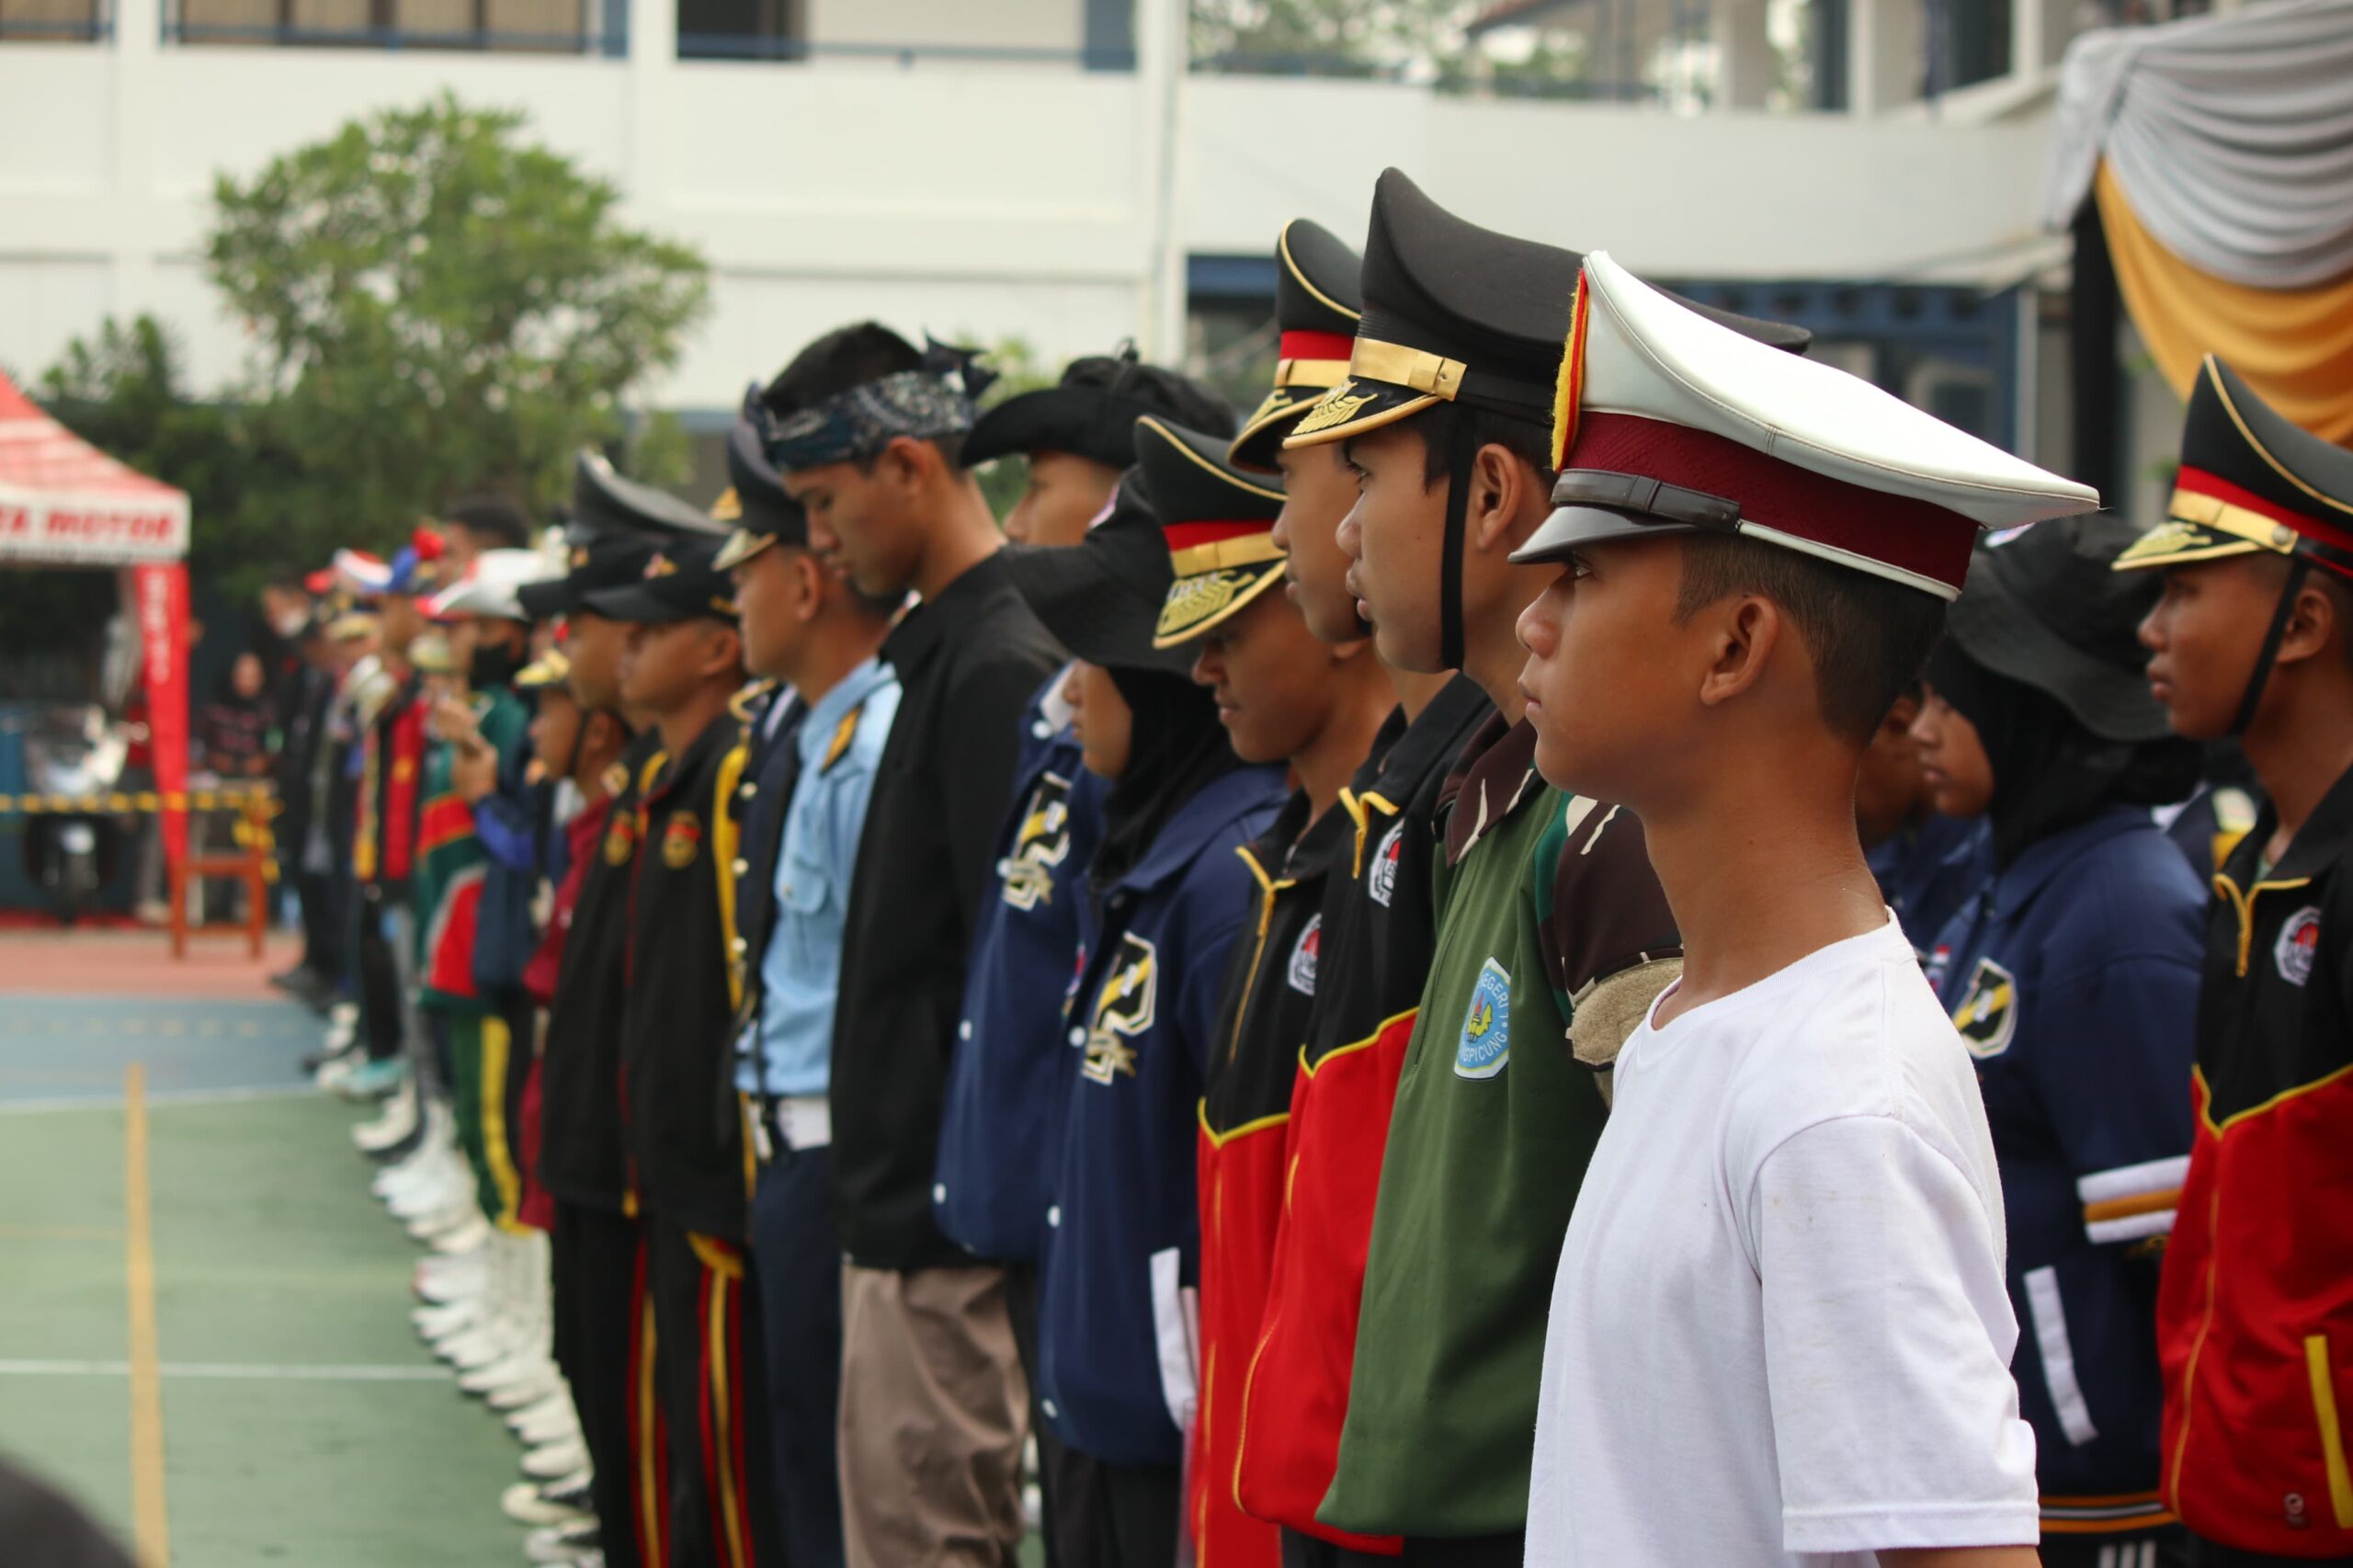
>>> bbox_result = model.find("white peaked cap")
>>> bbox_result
[426,548,556,622]
[1515,251,2100,598]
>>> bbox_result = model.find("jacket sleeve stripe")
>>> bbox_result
[2077,1154,2190,1205]
[2024,1266,2100,1449]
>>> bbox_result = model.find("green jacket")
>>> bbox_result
[1321,716,1677,1537]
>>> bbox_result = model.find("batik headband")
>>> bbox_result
[760,338,998,472]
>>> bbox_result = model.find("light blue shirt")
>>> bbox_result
[741,657,900,1098]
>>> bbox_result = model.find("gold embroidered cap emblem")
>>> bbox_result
[1290,383,1377,438]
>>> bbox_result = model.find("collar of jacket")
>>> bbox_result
[1106,764,1289,897]
[1986,803,2154,923]
[878,550,1018,679]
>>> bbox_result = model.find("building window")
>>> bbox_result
[1,0,106,40]
[172,0,600,51]
[676,0,801,60]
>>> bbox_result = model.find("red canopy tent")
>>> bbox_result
[0,369,195,868]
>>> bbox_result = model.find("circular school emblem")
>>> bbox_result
[662,811,702,870]
[1368,820,1405,908]
[2276,906,2322,988]
[602,815,637,866]
[1287,915,1322,995]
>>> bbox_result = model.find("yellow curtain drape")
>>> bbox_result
[2096,160,2353,447]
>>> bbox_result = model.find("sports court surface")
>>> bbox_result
[0,930,528,1565]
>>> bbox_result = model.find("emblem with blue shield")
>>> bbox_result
[1455,957,1511,1080]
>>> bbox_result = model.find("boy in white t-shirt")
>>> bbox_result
[1506,254,2105,1568]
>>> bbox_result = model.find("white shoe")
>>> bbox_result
[415,1244,484,1294]
[510,1404,580,1447]
[521,1438,589,1482]
[406,1200,482,1243]
[505,1389,578,1432]
[313,1051,362,1094]
[460,1346,551,1395]
[428,1213,493,1256]
[492,1369,568,1415]
[413,1294,479,1334]
[441,1324,519,1371]
[385,1162,462,1218]
[352,1080,418,1153]
[507,1485,595,1530]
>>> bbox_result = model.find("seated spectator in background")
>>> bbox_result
[198,651,271,780]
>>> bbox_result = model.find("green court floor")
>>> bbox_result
[0,1005,532,1566]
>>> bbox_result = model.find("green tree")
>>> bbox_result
[205,91,710,538]
[1190,0,1464,72]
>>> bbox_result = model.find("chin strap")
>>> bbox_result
[1438,419,1477,672]
[2230,557,2311,737]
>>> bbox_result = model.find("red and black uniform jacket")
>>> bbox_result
[357,676,426,892]
[1193,790,1350,1568]
[2159,762,2353,1557]
[1233,676,1490,1550]
[538,731,665,1216]
[620,712,754,1243]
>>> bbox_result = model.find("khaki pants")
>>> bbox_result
[838,1262,1028,1568]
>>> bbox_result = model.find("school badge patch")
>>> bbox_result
[1950,956,2018,1059]
[662,811,702,870]
[1454,957,1510,1080]
[1083,933,1156,1085]
[1000,772,1074,913]
[602,814,637,867]
[1368,820,1404,908]
[1287,915,1322,995]
[2276,906,2322,987]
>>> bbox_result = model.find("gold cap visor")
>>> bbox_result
[515,649,573,690]
[2113,487,2299,573]
[712,528,777,573]
[1153,560,1289,648]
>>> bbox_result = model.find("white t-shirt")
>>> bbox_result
[1526,915,2037,1567]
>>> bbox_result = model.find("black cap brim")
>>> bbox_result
[516,578,584,619]
[578,584,735,625]
[1229,390,1322,472]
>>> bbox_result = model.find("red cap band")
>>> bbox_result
[1279,330,1357,364]
[1565,413,1979,592]
[2177,464,2353,557]
[1164,519,1272,553]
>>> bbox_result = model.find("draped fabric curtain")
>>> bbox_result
[2046,0,2353,444]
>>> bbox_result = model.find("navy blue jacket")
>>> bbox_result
[1925,805,2203,1530]
[1038,763,1286,1467]
[935,675,1108,1262]
[1870,810,1989,960]
[728,684,808,1094]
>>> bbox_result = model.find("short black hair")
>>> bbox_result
[444,495,532,550]
[1060,354,1238,439]
[1675,531,1948,746]
[761,322,967,473]
[1410,403,1554,489]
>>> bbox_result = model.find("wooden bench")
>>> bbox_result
[168,791,273,960]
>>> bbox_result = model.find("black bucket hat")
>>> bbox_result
[963,347,1236,472]
[1946,512,2170,743]
[1001,471,1196,676]
[712,389,812,572]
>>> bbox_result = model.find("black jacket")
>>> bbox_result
[621,711,754,1241]
[729,684,809,1095]
[538,729,665,1213]
[829,551,1065,1270]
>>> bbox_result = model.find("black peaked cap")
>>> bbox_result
[712,407,811,570]
[1948,512,2171,743]
[580,535,739,626]
[1289,168,1812,448]
[1002,469,1196,676]
[2115,355,2353,580]
[517,531,660,620]
[571,449,729,542]
[1231,218,1367,472]
[964,349,1236,472]
[1139,415,1290,647]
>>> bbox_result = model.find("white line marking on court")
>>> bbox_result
[0,1085,315,1116]
[0,1358,451,1382]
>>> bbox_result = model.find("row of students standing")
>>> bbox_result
[325,156,2353,1568]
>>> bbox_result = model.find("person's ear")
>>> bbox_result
[698,624,745,682]
[1695,596,1783,710]
[2276,574,2342,671]
[791,551,827,621]
[879,436,930,494]
[1466,444,1530,555]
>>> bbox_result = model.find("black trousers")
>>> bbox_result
[1006,1259,1095,1568]
[2187,1535,2353,1567]
[354,890,403,1062]
[1283,1529,1398,1567]
[647,1214,781,1568]
[1396,1533,1524,1567]
[745,1142,845,1568]
[1061,1453,1179,1568]
[551,1200,644,1568]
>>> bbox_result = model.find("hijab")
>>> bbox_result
[1089,665,1245,896]
[1926,640,2201,870]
